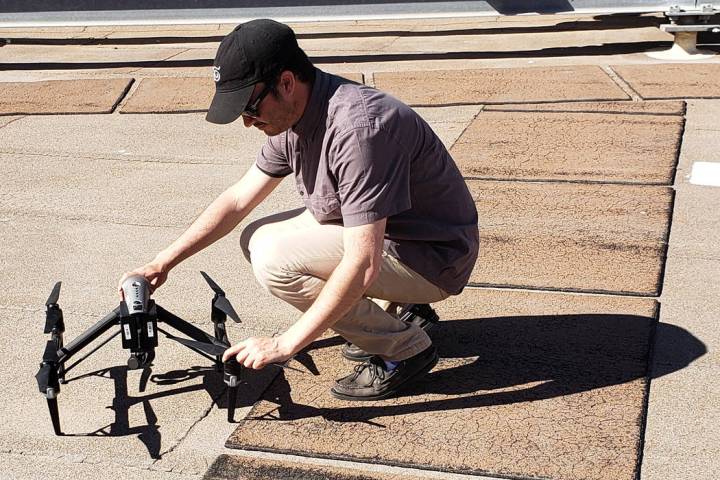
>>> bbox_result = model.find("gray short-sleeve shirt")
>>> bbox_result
[256,68,479,295]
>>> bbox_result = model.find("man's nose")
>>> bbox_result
[242,115,254,128]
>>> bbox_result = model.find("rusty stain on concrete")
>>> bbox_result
[121,77,214,113]
[612,64,720,99]
[484,100,685,115]
[121,73,364,113]
[451,111,683,184]
[373,66,629,106]
[0,79,132,115]
[227,289,657,480]
[468,181,673,295]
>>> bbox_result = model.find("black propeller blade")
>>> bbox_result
[166,334,226,356]
[165,334,307,374]
[200,271,241,323]
[200,270,224,295]
[45,281,62,306]
[44,282,65,335]
[214,296,241,324]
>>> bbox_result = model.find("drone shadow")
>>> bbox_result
[64,363,228,459]
[255,313,706,425]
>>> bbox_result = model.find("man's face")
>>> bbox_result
[241,81,295,136]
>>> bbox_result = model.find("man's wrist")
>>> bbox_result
[276,332,301,357]
[153,250,176,272]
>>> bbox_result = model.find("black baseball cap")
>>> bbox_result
[206,19,303,124]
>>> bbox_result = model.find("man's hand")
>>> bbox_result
[118,260,168,298]
[222,335,294,369]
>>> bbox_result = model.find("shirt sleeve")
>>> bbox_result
[255,133,292,178]
[331,126,412,227]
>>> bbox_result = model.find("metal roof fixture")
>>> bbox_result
[650,3,719,59]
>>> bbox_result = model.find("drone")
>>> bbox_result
[35,271,305,436]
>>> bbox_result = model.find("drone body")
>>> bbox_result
[35,272,245,435]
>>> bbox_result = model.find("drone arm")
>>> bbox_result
[156,305,220,345]
[56,307,120,364]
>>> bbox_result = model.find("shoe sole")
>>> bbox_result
[329,352,439,401]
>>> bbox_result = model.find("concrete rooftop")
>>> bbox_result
[1,13,719,480]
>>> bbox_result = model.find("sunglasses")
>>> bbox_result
[242,84,272,118]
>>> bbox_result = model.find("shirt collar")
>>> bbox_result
[292,68,328,138]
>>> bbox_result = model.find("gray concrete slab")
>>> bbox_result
[640,98,720,480]
[652,256,718,369]
[0,109,463,164]
[666,101,720,258]
[384,26,669,55]
[413,105,482,149]
[451,110,683,183]
[0,452,200,480]
[0,153,249,226]
[0,307,261,472]
[0,115,22,128]
[0,213,299,331]
[1,44,187,65]
[677,99,720,132]
[641,363,720,480]
[0,113,266,164]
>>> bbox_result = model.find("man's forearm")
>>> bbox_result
[281,256,377,354]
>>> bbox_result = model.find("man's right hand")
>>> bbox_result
[118,261,169,298]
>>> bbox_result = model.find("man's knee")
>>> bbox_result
[247,237,291,289]
[239,208,306,263]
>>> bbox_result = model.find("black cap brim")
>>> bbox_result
[206,84,254,124]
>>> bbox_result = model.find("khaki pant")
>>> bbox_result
[240,208,450,361]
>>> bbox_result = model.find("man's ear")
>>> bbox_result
[279,70,296,97]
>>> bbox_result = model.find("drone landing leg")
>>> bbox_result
[224,360,242,422]
[47,395,62,435]
[37,308,121,436]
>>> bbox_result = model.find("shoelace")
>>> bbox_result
[352,358,386,382]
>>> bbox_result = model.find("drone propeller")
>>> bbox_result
[46,281,62,307]
[166,334,226,356]
[200,271,241,323]
[214,296,241,323]
[200,271,224,295]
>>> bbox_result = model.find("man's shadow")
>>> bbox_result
[259,314,705,424]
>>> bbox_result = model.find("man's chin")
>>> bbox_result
[260,126,284,136]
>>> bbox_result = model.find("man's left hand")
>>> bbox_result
[222,335,293,369]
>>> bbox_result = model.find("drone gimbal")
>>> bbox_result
[35,272,252,435]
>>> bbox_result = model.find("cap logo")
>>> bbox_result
[213,66,221,83]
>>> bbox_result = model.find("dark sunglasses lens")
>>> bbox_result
[243,86,268,117]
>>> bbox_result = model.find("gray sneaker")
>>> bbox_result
[340,304,439,362]
[330,345,439,401]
